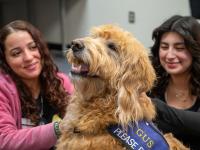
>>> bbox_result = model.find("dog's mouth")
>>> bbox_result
[71,63,89,76]
[71,63,99,78]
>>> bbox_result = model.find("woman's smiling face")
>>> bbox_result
[4,30,42,81]
[159,32,192,75]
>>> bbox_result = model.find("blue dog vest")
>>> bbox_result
[107,121,169,150]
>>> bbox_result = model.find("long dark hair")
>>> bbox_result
[150,15,200,98]
[0,20,69,123]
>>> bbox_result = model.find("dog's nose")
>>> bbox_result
[71,40,85,52]
[66,43,72,49]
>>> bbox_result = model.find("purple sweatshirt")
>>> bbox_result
[0,71,73,150]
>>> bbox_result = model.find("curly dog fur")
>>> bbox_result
[56,25,189,150]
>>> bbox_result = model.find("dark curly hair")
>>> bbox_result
[0,20,69,123]
[150,15,200,98]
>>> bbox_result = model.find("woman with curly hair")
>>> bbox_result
[0,20,73,150]
[150,15,200,149]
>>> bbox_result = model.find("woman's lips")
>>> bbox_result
[24,62,38,71]
[166,62,179,69]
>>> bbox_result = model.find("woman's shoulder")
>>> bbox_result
[0,71,19,103]
[0,71,19,100]
[57,72,68,79]
[57,72,73,94]
[0,71,16,89]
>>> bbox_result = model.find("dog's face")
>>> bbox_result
[66,25,156,124]
[67,29,120,82]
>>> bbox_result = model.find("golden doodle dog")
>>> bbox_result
[56,25,189,150]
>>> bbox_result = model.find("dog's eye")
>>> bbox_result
[107,43,117,51]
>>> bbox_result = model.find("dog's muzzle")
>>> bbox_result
[71,40,85,52]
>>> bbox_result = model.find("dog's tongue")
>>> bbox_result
[71,63,89,73]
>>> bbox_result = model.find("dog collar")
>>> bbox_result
[107,121,169,150]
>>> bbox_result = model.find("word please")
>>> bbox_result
[113,127,154,149]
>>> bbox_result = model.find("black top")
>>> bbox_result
[38,95,58,150]
[22,94,58,124]
[151,96,200,150]
[37,94,58,124]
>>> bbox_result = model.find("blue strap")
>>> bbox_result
[107,121,169,150]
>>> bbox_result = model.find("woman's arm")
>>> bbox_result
[0,77,57,150]
[152,98,200,136]
[0,116,56,150]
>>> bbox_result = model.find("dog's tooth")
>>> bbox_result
[72,63,81,73]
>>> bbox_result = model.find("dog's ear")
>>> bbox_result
[116,44,156,127]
